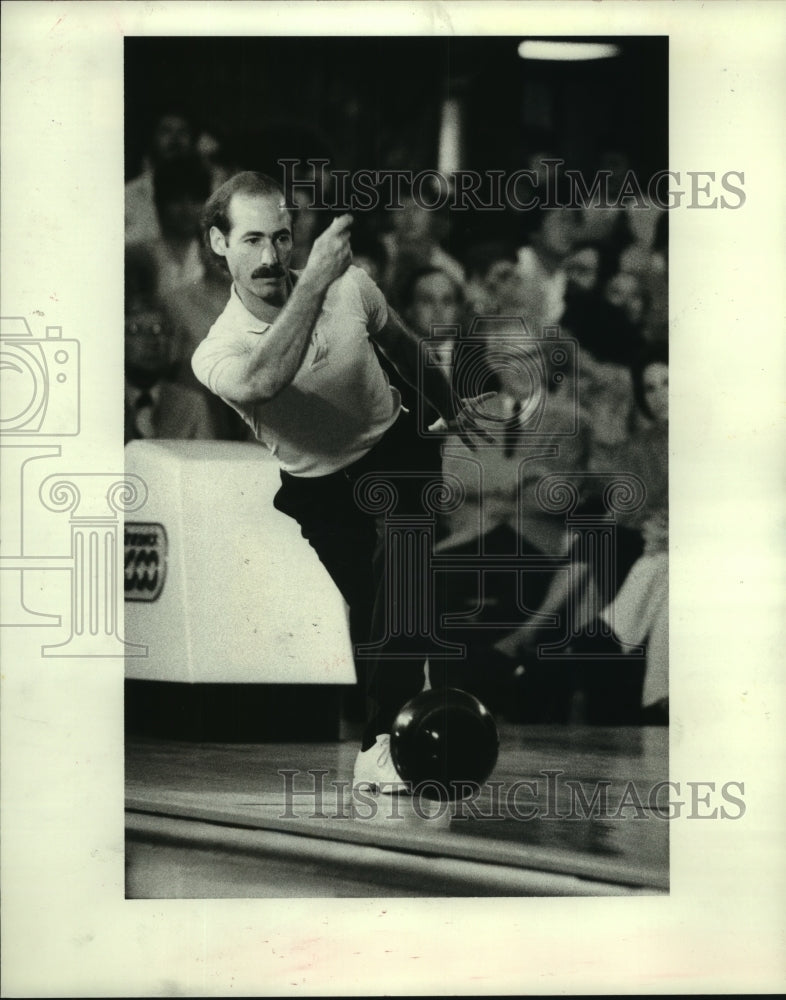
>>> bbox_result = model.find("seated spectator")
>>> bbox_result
[195,126,233,192]
[160,237,231,364]
[561,241,647,367]
[492,343,669,723]
[516,192,582,326]
[430,313,596,709]
[618,213,669,345]
[380,186,465,311]
[404,266,465,339]
[159,240,249,441]
[137,155,213,296]
[577,148,635,255]
[376,265,466,432]
[125,111,194,245]
[604,270,649,329]
[563,239,618,297]
[607,341,669,519]
[125,250,219,444]
[598,529,668,723]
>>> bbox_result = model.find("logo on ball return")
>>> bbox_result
[124,522,167,601]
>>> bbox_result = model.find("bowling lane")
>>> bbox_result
[126,723,668,897]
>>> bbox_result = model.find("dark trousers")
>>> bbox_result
[273,412,449,748]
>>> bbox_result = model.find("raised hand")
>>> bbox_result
[302,213,353,292]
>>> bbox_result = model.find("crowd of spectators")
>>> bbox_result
[125,111,669,724]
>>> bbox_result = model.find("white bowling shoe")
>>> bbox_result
[352,734,410,795]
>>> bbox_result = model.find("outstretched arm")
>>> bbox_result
[372,305,458,422]
[372,306,494,449]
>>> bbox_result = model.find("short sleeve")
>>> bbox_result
[352,265,389,335]
[191,328,246,399]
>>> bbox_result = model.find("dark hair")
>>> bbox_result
[200,171,289,269]
[400,266,464,310]
[152,155,211,215]
[567,239,617,290]
[631,341,669,419]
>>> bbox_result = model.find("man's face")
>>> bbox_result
[153,115,192,163]
[408,271,461,336]
[210,193,293,306]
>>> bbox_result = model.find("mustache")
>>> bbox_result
[251,265,286,280]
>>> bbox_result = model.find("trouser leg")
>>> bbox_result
[273,470,377,718]
[343,415,442,745]
[273,414,444,748]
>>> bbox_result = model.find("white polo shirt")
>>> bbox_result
[192,265,401,477]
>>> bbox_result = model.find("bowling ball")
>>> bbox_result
[390,688,499,801]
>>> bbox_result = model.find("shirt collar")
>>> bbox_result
[224,272,302,334]
[223,284,271,333]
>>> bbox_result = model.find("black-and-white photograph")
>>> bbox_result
[2,2,784,996]
[123,34,672,899]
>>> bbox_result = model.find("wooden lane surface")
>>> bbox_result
[126,723,668,895]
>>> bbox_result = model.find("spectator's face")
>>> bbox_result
[125,307,175,376]
[642,361,668,424]
[540,209,579,258]
[153,115,192,162]
[565,246,600,292]
[211,192,293,304]
[606,272,645,323]
[408,272,461,336]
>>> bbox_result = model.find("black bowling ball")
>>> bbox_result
[390,688,499,801]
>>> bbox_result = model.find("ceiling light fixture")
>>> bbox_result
[518,40,621,61]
